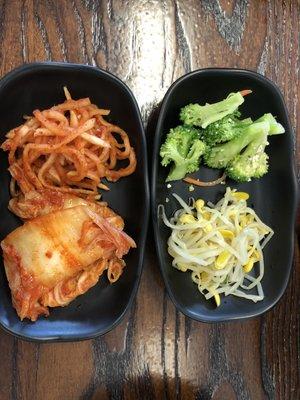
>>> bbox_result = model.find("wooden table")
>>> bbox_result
[0,1,299,399]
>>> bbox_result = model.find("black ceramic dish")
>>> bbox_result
[152,68,297,322]
[0,62,149,341]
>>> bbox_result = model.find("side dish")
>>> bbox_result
[159,188,273,306]
[160,90,284,183]
[0,89,137,321]
[2,200,135,321]
[1,87,136,200]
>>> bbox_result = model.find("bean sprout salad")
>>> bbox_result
[158,187,273,306]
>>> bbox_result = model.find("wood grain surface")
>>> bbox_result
[0,1,299,399]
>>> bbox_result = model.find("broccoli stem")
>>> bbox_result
[201,92,245,128]
[239,129,268,159]
[166,164,189,181]
[180,91,245,128]
[226,127,269,181]
[256,113,285,135]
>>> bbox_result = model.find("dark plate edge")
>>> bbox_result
[151,67,298,323]
[0,61,150,342]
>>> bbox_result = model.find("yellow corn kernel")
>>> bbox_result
[195,199,205,211]
[219,229,234,240]
[214,293,221,307]
[177,263,188,272]
[203,223,213,233]
[243,257,255,273]
[232,192,249,201]
[215,250,231,269]
[179,214,195,224]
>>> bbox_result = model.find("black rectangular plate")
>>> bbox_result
[152,68,297,322]
[0,62,149,341]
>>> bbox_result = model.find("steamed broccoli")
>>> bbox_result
[160,125,206,181]
[256,113,285,135]
[200,110,253,146]
[204,114,284,182]
[160,88,284,183]
[226,125,269,181]
[179,91,245,129]
[203,121,267,169]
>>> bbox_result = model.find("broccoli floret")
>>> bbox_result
[160,125,199,166]
[201,111,253,146]
[166,140,206,181]
[226,131,269,181]
[203,112,284,182]
[180,91,245,129]
[226,114,284,182]
[204,121,267,169]
[160,125,206,181]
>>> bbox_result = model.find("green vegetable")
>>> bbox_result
[200,110,253,146]
[160,125,206,182]
[160,87,285,183]
[226,124,269,181]
[204,114,285,182]
[256,113,285,135]
[179,91,245,129]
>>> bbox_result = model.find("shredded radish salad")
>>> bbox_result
[158,187,273,307]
